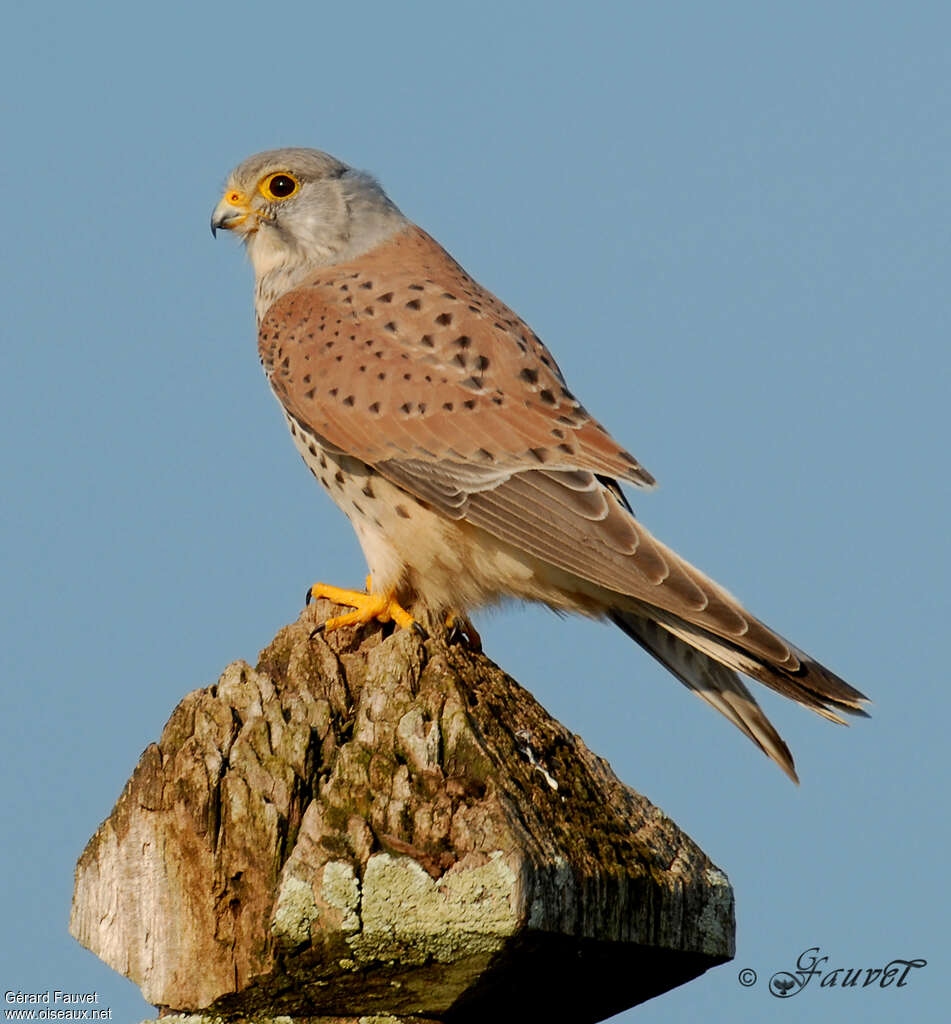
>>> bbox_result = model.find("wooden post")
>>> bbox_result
[70,604,734,1022]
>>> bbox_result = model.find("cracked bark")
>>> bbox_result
[70,602,735,1023]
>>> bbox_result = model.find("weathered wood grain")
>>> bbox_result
[71,604,734,1022]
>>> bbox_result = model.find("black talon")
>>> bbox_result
[309,623,325,639]
[446,619,482,651]
[305,586,314,606]
[412,621,430,640]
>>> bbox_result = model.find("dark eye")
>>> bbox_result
[261,172,299,200]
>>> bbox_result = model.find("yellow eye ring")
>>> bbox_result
[259,172,300,201]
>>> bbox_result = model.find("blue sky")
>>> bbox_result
[1,2,946,1021]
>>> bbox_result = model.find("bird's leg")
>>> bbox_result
[445,614,483,651]
[307,575,426,637]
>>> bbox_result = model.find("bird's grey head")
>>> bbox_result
[211,147,408,319]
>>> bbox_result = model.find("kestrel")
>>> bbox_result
[211,147,868,783]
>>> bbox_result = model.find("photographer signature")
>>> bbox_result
[767,947,926,997]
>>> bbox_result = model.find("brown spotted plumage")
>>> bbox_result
[212,147,869,782]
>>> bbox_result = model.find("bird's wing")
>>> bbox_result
[260,225,868,723]
[260,226,655,486]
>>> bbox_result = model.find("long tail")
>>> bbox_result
[610,609,869,783]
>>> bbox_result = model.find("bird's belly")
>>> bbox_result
[284,415,524,614]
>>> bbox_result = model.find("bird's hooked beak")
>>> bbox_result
[211,189,255,238]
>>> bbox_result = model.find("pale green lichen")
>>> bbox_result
[321,860,361,933]
[270,875,320,948]
[348,851,519,964]
[697,867,736,956]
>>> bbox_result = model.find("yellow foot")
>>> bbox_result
[306,577,427,638]
[445,614,482,652]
